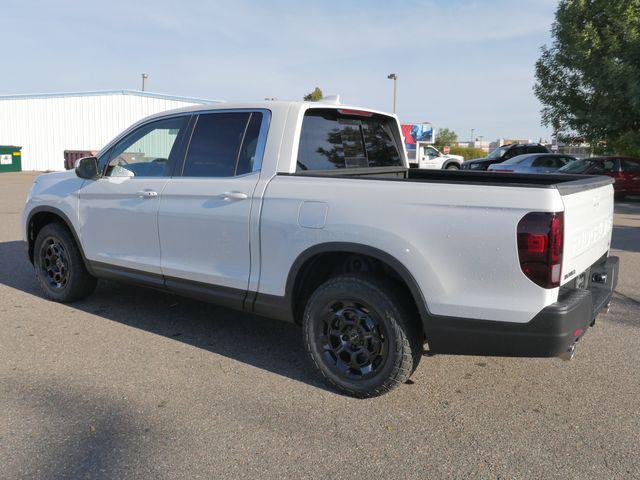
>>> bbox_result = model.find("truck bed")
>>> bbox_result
[291,167,614,195]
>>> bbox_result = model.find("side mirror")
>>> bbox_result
[75,156,100,180]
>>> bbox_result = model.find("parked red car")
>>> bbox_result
[558,156,640,199]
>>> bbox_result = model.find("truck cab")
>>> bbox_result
[411,142,464,170]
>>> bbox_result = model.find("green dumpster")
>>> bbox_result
[0,146,22,173]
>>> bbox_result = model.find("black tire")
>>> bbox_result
[33,222,97,302]
[303,274,423,398]
[445,163,460,170]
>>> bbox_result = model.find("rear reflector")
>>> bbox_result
[517,212,564,288]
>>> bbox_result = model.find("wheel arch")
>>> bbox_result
[283,242,430,329]
[442,158,462,169]
[26,206,90,270]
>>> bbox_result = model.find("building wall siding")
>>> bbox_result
[0,92,210,171]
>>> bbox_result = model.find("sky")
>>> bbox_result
[1,0,558,141]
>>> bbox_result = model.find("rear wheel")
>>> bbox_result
[34,222,97,302]
[303,274,422,397]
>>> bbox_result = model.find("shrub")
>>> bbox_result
[449,147,486,160]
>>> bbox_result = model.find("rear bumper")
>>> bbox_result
[427,255,619,357]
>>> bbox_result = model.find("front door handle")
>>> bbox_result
[136,190,158,198]
[221,191,248,201]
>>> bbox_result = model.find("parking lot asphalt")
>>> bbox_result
[1,171,639,479]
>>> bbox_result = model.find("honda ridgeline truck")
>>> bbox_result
[22,100,619,397]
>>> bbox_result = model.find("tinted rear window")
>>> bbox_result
[296,109,403,171]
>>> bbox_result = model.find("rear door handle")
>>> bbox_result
[136,190,158,198]
[221,191,248,201]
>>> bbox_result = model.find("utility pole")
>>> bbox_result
[471,128,475,145]
[141,73,149,92]
[387,73,398,113]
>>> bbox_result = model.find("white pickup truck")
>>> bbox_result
[22,100,618,397]
[409,142,465,170]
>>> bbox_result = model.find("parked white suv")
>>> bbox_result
[22,100,618,397]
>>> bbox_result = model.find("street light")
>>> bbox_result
[387,73,398,113]
[470,128,475,144]
[141,73,149,92]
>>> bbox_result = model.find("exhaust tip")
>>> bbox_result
[559,344,576,362]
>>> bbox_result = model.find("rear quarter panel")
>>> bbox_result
[258,175,563,323]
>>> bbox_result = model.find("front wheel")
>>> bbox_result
[33,222,97,302]
[303,275,423,397]
[445,163,460,170]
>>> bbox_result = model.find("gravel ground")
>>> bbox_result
[1,172,639,479]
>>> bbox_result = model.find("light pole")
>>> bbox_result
[141,73,149,92]
[387,73,398,113]
[470,128,475,145]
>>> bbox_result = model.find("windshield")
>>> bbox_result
[487,147,508,159]
[558,159,593,173]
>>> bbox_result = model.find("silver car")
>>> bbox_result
[487,153,577,173]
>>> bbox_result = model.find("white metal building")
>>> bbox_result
[0,90,221,171]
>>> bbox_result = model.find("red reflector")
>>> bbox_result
[573,329,582,337]
[526,234,547,253]
[337,109,373,117]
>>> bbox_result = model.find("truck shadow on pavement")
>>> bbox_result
[0,241,328,393]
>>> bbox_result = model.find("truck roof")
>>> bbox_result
[146,100,396,120]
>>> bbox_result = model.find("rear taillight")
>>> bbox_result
[517,212,564,288]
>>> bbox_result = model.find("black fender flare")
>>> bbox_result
[284,242,431,327]
[26,206,92,273]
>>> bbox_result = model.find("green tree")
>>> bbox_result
[534,0,640,155]
[434,128,458,149]
[303,87,323,102]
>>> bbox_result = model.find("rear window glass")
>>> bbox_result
[296,109,403,171]
[501,155,529,165]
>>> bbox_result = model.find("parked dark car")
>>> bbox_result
[558,156,640,199]
[487,153,577,174]
[462,143,550,171]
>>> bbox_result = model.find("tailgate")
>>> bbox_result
[560,181,614,285]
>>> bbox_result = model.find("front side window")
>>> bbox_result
[106,117,187,177]
[591,160,616,174]
[296,109,402,171]
[182,112,264,177]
